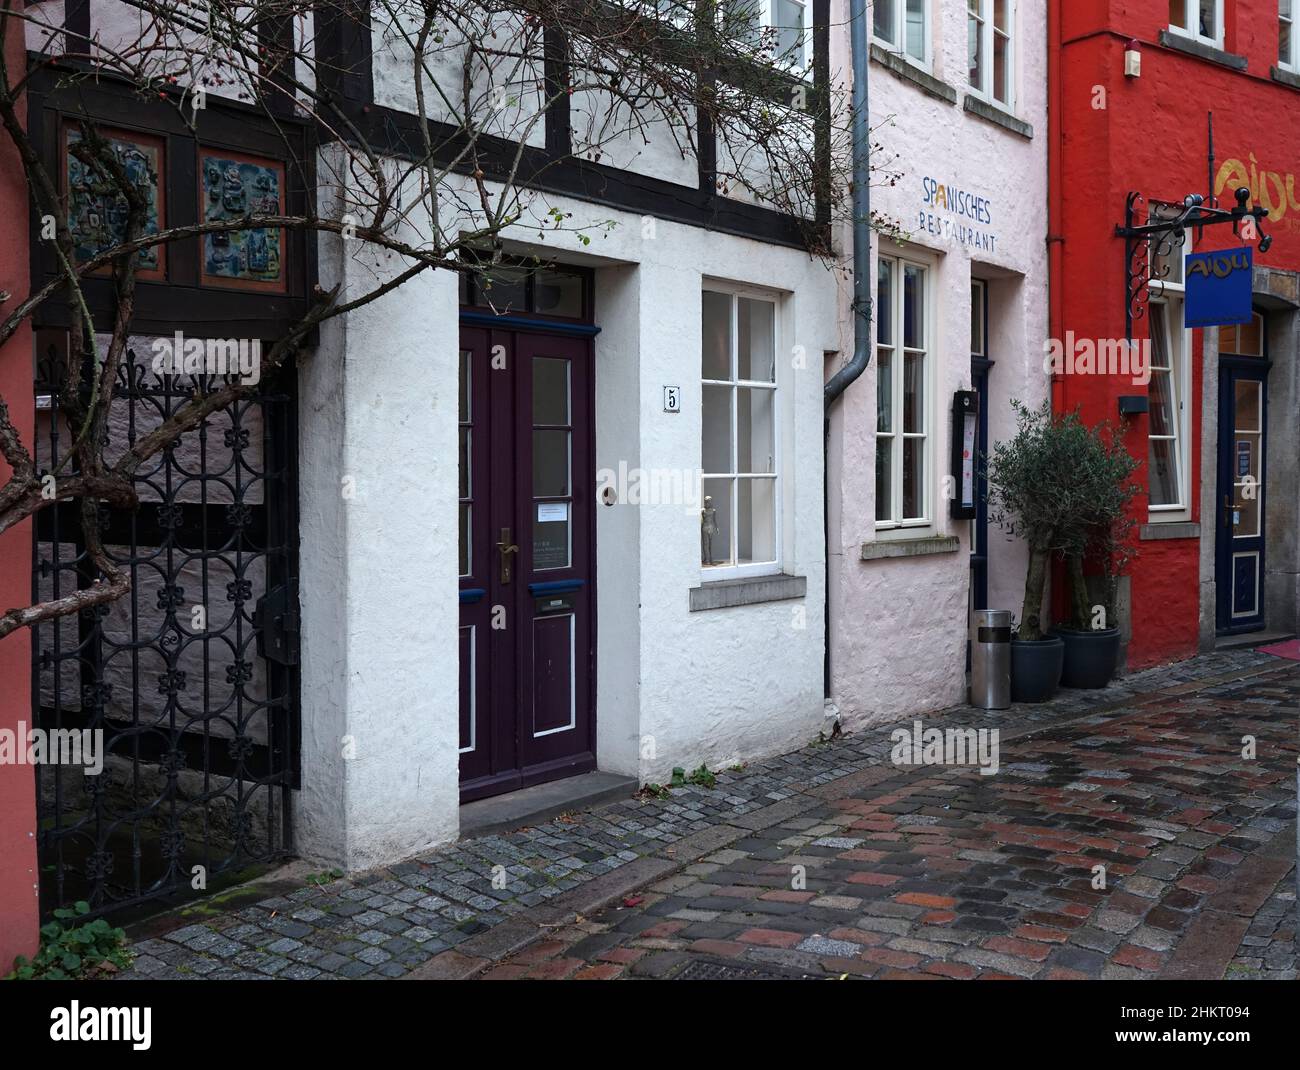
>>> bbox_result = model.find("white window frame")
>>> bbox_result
[700,284,783,581]
[872,0,930,69]
[968,0,1015,111]
[1146,205,1191,523]
[1168,0,1224,49]
[720,0,813,77]
[1281,0,1298,70]
[875,251,934,533]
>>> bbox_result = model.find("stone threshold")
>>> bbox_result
[459,771,639,841]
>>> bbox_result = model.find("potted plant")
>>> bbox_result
[986,401,1094,703]
[1056,429,1140,688]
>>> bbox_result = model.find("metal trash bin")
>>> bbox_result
[970,609,1011,710]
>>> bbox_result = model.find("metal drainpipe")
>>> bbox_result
[824,0,872,701]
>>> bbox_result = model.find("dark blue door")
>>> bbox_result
[1215,315,1268,634]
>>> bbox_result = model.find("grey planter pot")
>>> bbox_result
[1053,627,1122,689]
[1010,636,1064,704]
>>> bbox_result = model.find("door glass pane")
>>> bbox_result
[702,291,732,379]
[1232,433,1261,481]
[701,477,733,567]
[738,297,776,382]
[1235,380,1260,432]
[459,349,470,422]
[1233,483,1260,537]
[533,429,570,497]
[903,353,924,433]
[970,282,984,355]
[736,387,775,473]
[1149,439,1179,506]
[459,427,471,497]
[533,356,570,424]
[533,501,571,570]
[903,438,923,519]
[876,438,893,522]
[737,478,776,565]
[702,384,732,473]
[459,503,470,576]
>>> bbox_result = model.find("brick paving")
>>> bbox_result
[116,648,1296,981]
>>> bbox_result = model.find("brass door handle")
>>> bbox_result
[498,527,520,583]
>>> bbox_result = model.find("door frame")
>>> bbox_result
[1214,320,1270,635]
[457,310,601,803]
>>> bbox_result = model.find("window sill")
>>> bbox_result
[688,573,807,612]
[861,534,961,561]
[1140,521,1200,541]
[869,44,958,104]
[1157,30,1246,71]
[1271,65,1300,90]
[963,94,1033,139]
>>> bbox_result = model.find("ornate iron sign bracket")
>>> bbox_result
[1116,186,1270,342]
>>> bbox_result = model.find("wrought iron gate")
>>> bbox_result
[32,340,300,919]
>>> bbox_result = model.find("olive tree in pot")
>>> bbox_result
[986,401,1097,703]
[1057,428,1140,688]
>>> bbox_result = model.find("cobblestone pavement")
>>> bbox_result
[117,648,1296,981]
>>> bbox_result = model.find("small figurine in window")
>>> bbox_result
[701,495,718,566]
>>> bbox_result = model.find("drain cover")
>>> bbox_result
[674,959,815,981]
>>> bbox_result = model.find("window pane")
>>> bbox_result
[994,30,1009,103]
[702,290,732,379]
[903,438,923,519]
[1199,0,1215,37]
[738,297,776,381]
[1149,438,1179,506]
[903,264,924,349]
[994,0,1009,31]
[905,0,925,59]
[1222,314,1263,356]
[1282,2,1293,64]
[876,437,893,522]
[877,259,894,344]
[533,356,570,424]
[774,0,806,61]
[1170,0,1186,27]
[737,478,777,564]
[876,349,893,432]
[874,0,896,43]
[725,0,763,45]
[737,387,775,473]
[1149,369,1174,436]
[533,429,570,497]
[968,9,984,87]
[701,477,733,567]
[702,384,732,473]
[903,353,924,433]
[534,268,583,317]
[477,266,526,312]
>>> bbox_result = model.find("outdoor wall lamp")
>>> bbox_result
[1124,39,1141,78]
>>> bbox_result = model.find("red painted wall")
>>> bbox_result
[1051,0,1300,668]
[0,4,39,968]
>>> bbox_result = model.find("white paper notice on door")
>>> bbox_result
[537,502,569,523]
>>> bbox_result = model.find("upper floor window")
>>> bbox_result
[874,0,928,65]
[723,0,811,74]
[702,287,780,577]
[1169,0,1223,48]
[1282,1,1297,69]
[968,0,1013,109]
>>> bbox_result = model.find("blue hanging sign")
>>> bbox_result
[1184,247,1254,328]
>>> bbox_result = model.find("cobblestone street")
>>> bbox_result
[120,649,1297,981]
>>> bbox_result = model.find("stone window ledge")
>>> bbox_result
[689,573,806,612]
[1140,521,1201,541]
[1272,65,1300,91]
[861,534,961,561]
[962,95,1034,139]
[869,44,958,104]
[1157,30,1247,71]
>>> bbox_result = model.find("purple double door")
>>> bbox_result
[458,325,596,801]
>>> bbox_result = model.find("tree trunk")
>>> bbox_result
[1020,547,1048,641]
[1067,553,1090,630]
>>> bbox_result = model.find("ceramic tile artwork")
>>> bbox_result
[66,129,162,274]
[200,153,284,285]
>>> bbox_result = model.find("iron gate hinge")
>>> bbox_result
[254,579,300,666]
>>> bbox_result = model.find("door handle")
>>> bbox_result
[498,527,520,584]
[1223,494,1235,531]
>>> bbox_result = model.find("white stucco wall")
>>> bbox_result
[827,1,1050,727]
